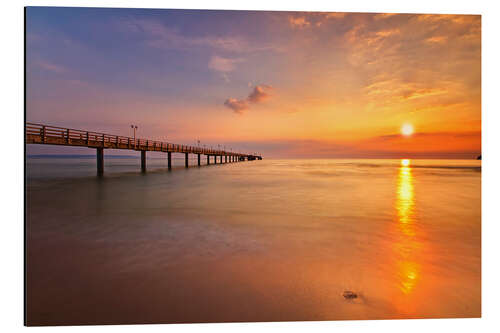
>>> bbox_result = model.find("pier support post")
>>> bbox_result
[185,153,189,168]
[225,155,227,163]
[141,150,146,173]
[197,154,201,166]
[167,152,172,170]
[96,147,104,176]
[214,155,217,164]
[207,155,210,165]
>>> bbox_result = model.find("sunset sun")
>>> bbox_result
[401,123,414,136]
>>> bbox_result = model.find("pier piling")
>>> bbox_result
[96,147,104,176]
[167,152,172,170]
[141,151,146,173]
[185,153,189,168]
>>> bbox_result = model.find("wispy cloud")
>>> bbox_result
[116,17,280,54]
[228,130,481,158]
[208,55,244,72]
[425,36,448,44]
[34,60,67,74]
[323,12,346,19]
[374,13,398,20]
[208,55,245,82]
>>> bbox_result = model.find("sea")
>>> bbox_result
[25,157,481,325]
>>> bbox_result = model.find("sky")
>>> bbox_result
[26,7,481,158]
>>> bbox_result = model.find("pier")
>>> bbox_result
[26,123,262,176]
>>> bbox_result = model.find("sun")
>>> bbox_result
[401,159,410,167]
[401,123,414,136]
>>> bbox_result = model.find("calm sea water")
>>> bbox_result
[26,158,481,325]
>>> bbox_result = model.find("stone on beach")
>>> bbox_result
[343,291,358,299]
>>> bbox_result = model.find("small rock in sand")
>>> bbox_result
[343,291,358,299]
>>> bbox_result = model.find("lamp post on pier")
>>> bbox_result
[131,125,138,148]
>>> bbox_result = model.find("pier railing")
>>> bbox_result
[26,122,246,156]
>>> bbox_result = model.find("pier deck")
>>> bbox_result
[26,123,262,175]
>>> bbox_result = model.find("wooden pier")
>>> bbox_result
[26,123,262,176]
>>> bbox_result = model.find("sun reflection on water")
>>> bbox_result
[395,160,419,296]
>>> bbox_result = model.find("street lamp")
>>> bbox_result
[131,125,138,148]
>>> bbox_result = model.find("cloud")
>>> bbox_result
[364,79,449,101]
[288,16,310,28]
[224,85,273,114]
[374,13,398,20]
[117,18,245,52]
[34,60,67,74]
[341,13,480,118]
[402,87,448,100]
[224,98,248,114]
[375,28,400,38]
[357,131,481,157]
[208,55,244,73]
[425,36,448,44]
[324,12,346,19]
[288,12,347,29]
[116,17,280,54]
[208,56,246,83]
[225,131,481,159]
[248,85,272,103]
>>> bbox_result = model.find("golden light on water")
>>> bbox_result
[397,164,415,234]
[395,161,420,296]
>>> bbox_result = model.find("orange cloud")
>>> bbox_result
[288,16,310,28]
[425,36,447,43]
[224,98,248,114]
[224,85,273,114]
[248,85,272,103]
[376,28,401,38]
[374,13,398,20]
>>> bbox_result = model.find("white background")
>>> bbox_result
[1,0,499,332]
